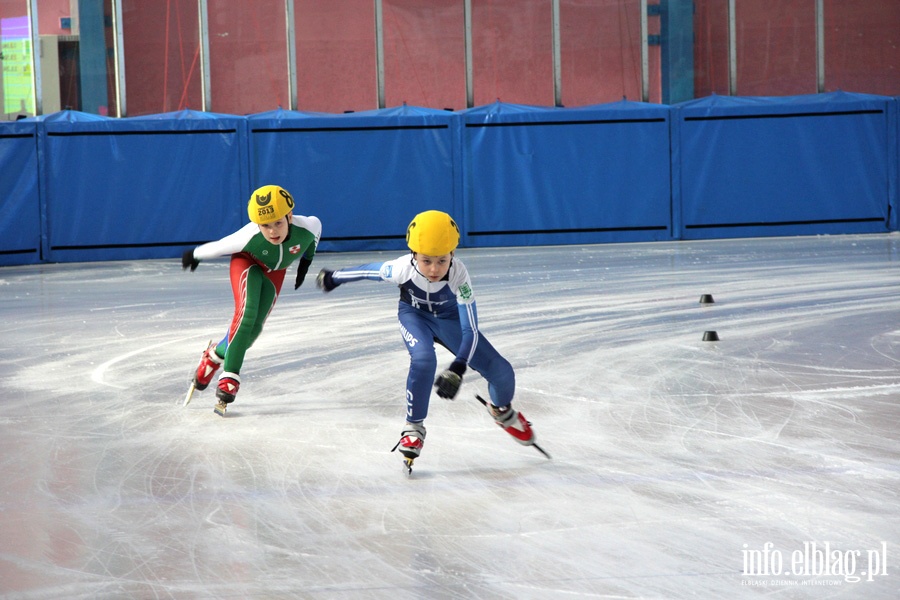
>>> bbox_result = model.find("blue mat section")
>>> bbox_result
[673,92,894,239]
[37,110,247,263]
[462,100,672,247]
[248,106,458,252]
[0,120,40,266]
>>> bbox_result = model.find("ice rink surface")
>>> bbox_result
[1,234,899,599]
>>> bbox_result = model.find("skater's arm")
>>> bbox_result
[331,262,388,284]
[191,223,258,262]
[449,259,479,364]
[433,302,478,400]
[317,256,411,292]
[294,256,313,289]
[316,262,384,292]
[434,265,479,400]
[291,215,321,289]
[455,300,479,364]
[292,215,322,260]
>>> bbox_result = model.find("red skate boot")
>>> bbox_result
[489,404,535,445]
[193,343,223,391]
[479,395,551,459]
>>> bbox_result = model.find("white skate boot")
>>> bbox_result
[391,422,426,474]
[213,373,240,416]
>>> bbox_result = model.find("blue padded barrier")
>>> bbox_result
[2,93,898,268]
[38,110,248,263]
[461,100,672,248]
[248,106,460,253]
[0,119,40,266]
[673,92,893,240]
[893,97,900,232]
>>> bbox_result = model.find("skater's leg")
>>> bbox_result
[221,256,282,375]
[398,304,440,423]
[466,334,536,445]
[211,256,282,415]
[432,322,530,443]
[467,335,516,408]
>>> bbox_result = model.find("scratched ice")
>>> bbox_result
[1,234,898,599]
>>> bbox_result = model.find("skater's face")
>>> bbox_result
[258,215,291,245]
[415,252,452,282]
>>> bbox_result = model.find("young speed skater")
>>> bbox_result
[315,210,547,471]
[181,184,321,416]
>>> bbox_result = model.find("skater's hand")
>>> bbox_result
[182,250,199,272]
[294,257,313,290]
[316,269,340,292]
[434,360,467,399]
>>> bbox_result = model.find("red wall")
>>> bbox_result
[4,0,898,117]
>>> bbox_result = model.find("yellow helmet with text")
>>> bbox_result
[406,210,460,256]
[248,185,295,224]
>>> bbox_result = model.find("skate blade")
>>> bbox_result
[182,381,196,407]
[213,403,227,417]
[532,441,552,460]
[391,441,417,475]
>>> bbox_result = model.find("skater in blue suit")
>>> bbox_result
[316,210,541,470]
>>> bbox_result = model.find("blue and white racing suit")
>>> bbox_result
[329,253,515,423]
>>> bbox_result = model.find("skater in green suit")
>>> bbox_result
[181,184,321,415]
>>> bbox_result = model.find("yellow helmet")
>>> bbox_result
[248,185,295,224]
[406,210,460,256]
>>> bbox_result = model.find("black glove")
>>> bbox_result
[316,269,340,292]
[294,257,313,290]
[182,249,199,272]
[434,360,467,399]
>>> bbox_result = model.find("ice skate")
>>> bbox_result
[489,402,535,444]
[476,395,551,459]
[214,373,240,416]
[391,422,426,474]
[193,342,223,391]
